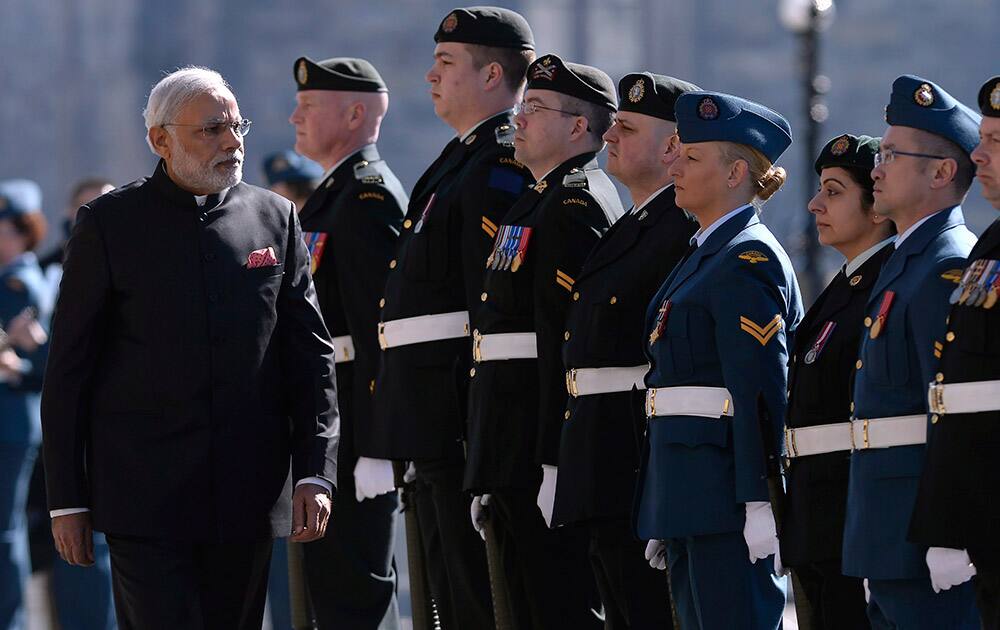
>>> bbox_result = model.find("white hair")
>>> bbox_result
[142,66,235,154]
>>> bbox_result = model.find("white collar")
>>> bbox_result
[459,109,512,142]
[894,209,944,249]
[845,236,896,277]
[194,188,230,207]
[692,204,753,247]
[630,183,673,215]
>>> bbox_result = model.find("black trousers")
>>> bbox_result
[106,535,272,630]
[302,489,400,629]
[588,519,673,630]
[491,489,602,630]
[793,558,870,630]
[970,549,1000,630]
[413,458,495,630]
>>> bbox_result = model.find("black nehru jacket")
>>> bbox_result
[367,113,533,461]
[298,145,406,488]
[464,153,625,492]
[41,162,340,542]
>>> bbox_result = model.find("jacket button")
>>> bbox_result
[931,414,939,424]
[469,368,476,377]
[379,298,385,308]
[564,410,571,420]
[850,401,855,413]
[481,292,488,302]
[403,219,412,229]
[855,360,863,370]
[564,331,571,341]
[936,372,944,383]
[945,331,955,342]
[389,259,397,269]
[572,292,579,301]
[610,296,617,304]
[864,316,872,328]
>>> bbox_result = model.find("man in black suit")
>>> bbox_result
[554,72,699,629]
[289,55,406,629]
[364,8,535,629]
[41,66,339,630]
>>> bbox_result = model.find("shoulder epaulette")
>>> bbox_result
[562,168,588,188]
[495,123,516,147]
[353,160,384,184]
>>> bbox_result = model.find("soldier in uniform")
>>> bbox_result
[552,72,699,630]
[464,53,623,630]
[288,56,406,630]
[779,134,894,629]
[636,91,802,629]
[364,8,535,629]
[843,75,980,628]
[910,76,1000,629]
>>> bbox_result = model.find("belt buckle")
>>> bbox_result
[928,383,946,415]
[646,388,656,417]
[377,322,388,350]
[472,329,483,363]
[784,426,797,458]
[862,418,870,449]
[567,369,579,397]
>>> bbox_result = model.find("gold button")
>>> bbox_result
[573,292,580,301]
[389,259,397,269]
[864,316,872,328]
[850,402,855,412]
[564,331,571,341]
[481,292,488,302]
[470,368,476,377]
[369,379,375,394]
[931,414,939,424]
[610,296,617,304]
[856,360,863,370]
[564,410,571,420]
[379,298,385,308]
[936,372,944,383]
[946,331,955,342]
[403,219,412,229]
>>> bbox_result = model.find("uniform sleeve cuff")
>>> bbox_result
[296,477,333,495]
[50,507,90,518]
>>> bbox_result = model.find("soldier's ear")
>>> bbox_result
[482,61,504,92]
[928,157,959,191]
[727,158,749,189]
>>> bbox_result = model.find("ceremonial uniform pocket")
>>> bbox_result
[954,306,1000,356]
[868,306,910,387]
[402,223,449,281]
[585,300,621,360]
[663,304,695,378]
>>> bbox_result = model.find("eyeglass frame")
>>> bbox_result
[513,101,591,131]
[161,119,253,138]
[873,147,947,168]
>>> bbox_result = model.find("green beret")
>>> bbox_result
[978,76,1000,118]
[617,72,700,122]
[526,54,616,111]
[294,57,387,92]
[434,6,534,51]
[814,133,880,177]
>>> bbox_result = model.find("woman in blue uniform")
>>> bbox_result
[780,134,894,629]
[634,92,803,629]
[0,179,51,630]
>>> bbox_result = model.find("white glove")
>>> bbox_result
[645,540,667,571]
[743,501,779,564]
[774,545,789,576]
[863,578,870,603]
[536,465,558,528]
[470,494,491,542]
[353,456,396,502]
[403,461,417,484]
[927,547,977,593]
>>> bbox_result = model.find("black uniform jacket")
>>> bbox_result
[368,112,532,461]
[298,145,406,488]
[780,242,893,566]
[40,161,340,542]
[552,185,696,527]
[910,219,1000,566]
[464,152,625,493]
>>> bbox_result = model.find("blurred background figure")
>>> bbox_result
[0,179,52,630]
[263,150,323,209]
[37,179,115,291]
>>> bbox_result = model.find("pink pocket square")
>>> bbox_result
[247,246,279,269]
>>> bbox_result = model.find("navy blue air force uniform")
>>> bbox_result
[843,75,981,628]
[634,92,803,630]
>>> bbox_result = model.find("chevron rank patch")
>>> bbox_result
[933,340,944,359]
[555,269,575,292]
[481,215,498,238]
[740,314,782,346]
[738,250,769,264]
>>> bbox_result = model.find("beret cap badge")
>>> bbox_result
[914,83,934,107]
[992,84,1000,111]
[628,79,645,103]
[830,135,851,156]
[531,57,557,81]
[296,60,308,86]
[442,12,459,33]
[697,97,719,120]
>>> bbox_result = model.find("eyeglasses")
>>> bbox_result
[162,119,253,138]
[513,102,591,131]
[873,148,947,167]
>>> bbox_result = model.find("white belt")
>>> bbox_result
[378,310,470,350]
[645,386,734,419]
[928,380,1000,416]
[472,331,537,363]
[850,415,926,450]
[566,365,648,397]
[331,335,355,364]
[784,422,852,458]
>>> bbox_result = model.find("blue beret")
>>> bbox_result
[0,179,42,220]
[674,91,792,163]
[262,151,323,186]
[885,75,981,155]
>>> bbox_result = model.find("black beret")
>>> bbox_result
[814,134,880,178]
[294,56,387,92]
[978,76,1000,118]
[526,54,616,111]
[617,72,700,122]
[434,6,534,51]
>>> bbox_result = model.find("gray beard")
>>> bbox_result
[170,143,243,193]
